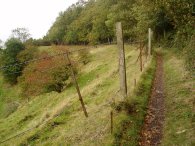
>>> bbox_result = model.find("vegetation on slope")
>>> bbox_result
[0,0,194,145]
[0,74,21,118]
[1,38,25,85]
[112,55,156,146]
[44,0,194,75]
[162,50,194,145]
[45,0,194,46]
[0,45,151,145]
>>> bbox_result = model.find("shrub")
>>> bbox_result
[17,45,38,63]
[78,49,91,65]
[1,38,25,85]
[3,101,19,117]
[19,52,77,97]
[0,48,3,67]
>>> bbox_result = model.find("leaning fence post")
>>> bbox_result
[66,52,88,118]
[148,28,152,56]
[140,42,143,72]
[116,22,127,98]
[134,78,137,87]
[111,110,113,134]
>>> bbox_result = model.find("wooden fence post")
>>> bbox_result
[134,78,137,87]
[111,110,113,134]
[66,53,88,118]
[145,44,148,61]
[148,28,152,56]
[140,42,143,72]
[116,22,127,98]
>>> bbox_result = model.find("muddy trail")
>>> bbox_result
[139,54,164,146]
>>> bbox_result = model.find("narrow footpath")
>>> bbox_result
[139,54,165,146]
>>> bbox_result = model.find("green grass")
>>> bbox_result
[38,46,52,52]
[161,50,194,146]
[112,55,156,146]
[0,44,152,146]
[0,75,21,118]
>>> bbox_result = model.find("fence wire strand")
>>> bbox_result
[0,46,101,72]
[0,42,150,144]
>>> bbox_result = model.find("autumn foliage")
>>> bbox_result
[19,51,77,97]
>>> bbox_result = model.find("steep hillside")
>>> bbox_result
[0,75,21,119]
[0,45,152,145]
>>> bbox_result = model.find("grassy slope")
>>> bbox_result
[112,54,156,146]
[0,75,21,118]
[0,45,151,145]
[162,51,194,145]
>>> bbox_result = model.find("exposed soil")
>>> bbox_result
[139,54,164,146]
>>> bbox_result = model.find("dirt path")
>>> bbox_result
[139,54,164,146]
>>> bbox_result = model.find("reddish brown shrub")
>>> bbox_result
[19,51,77,97]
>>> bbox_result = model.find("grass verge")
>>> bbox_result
[161,50,194,145]
[0,74,21,118]
[112,55,156,146]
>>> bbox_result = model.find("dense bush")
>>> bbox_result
[19,52,77,97]
[1,38,25,85]
[78,49,91,65]
[33,38,51,46]
[46,0,194,46]
[3,101,19,118]
[17,45,38,63]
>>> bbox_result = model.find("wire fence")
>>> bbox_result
[0,41,150,145]
[0,47,94,71]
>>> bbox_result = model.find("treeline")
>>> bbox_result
[45,0,194,46]
[45,0,194,72]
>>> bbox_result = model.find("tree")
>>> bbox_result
[11,28,31,43]
[46,0,194,47]
[17,45,38,63]
[87,0,113,44]
[106,0,137,40]
[0,49,3,67]
[2,38,25,84]
[0,39,3,49]
[47,0,115,45]
[0,40,3,66]
[47,4,83,44]
[19,52,77,96]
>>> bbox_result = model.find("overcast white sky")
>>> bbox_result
[0,0,78,42]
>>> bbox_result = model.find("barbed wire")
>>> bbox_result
[0,89,116,145]
[0,46,101,71]
[0,52,66,71]
[0,68,137,144]
[0,56,119,76]
[126,40,147,45]
[0,47,121,75]
[0,67,120,144]
[0,43,142,72]
[0,126,37,144]
[2,60,66,75]
[0,106,65,145]
[0,43,146,144]
[0,43,143,74]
